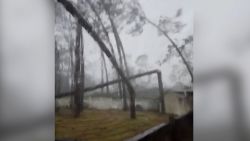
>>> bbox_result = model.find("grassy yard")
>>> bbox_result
[56,109,169,141]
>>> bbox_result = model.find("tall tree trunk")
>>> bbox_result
[79,25,84,112]
[69,31,75,109]
[100,52,104,94]
[108,17,129,110]
[110,15,128,110]
[73,23,82,117]
[102,52,110,94]
[86,0,120,96]
[120,44,130,76]
[145,18,193,83]
[102,0,129,110]
[58,0,136,119]
[108,16,130,77]
[100,51,110,94]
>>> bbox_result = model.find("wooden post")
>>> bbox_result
[156,71,166,113]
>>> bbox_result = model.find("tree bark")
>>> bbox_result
[58,0,136,119]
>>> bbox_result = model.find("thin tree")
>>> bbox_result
[100,52,104,94]
[79,24,85,112]
[85,0,123,96]
[100,51,110,94]
[85,0,127,108]
[101,0,130,110]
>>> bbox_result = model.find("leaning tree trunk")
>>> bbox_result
[58,0,136,119]
[86,0,120,97]
[110,17,128,110]
[108,17,129,110]
[109,16,130,77]
[102,52,110,94]
[100,51,110,94]
[145,18,193,83]
[85,0,115,55]
[100,52,104,94]
[87,0,125,107]
[103,1,129,110]
[101,0,130,77]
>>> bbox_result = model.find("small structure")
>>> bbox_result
[164,88,193,116]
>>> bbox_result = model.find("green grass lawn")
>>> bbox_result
[56,109,169,141]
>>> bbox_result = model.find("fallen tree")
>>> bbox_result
[56,69,166,113]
